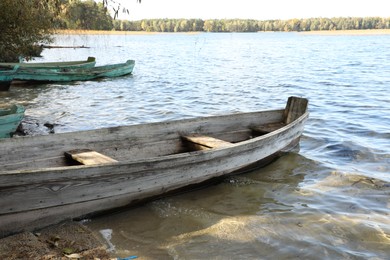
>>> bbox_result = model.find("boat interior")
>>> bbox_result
[1,112,289,171]
[63,121,286,167]
[0,97,307,172]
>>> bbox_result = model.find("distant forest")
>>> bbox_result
[56,0,390,32]
[112,17,390,32]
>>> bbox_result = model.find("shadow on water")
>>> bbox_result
[85,153,390,259]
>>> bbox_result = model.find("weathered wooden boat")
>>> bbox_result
[0,66,19,91]
[0,104,25,138]
[0,57,96,70]
[13,59,135,82]
[0,97,308,237]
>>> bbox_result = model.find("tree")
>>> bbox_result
[0,0,139,61]
[59,0,113,30]
[104,0,141,19]
[0,0,57,62]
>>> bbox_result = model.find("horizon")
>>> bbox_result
[116,0,390,21]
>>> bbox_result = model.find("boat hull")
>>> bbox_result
[0,81,12,91]
[0,66,19,91]
[0,57,96,70]
[0,97,308,237]
[0,105,25,138]
[13,59,135,82]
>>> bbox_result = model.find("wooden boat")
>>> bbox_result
[0,97,308,237]
[0,57,96,70]
[0,66,19,91]
[0,104,25,138]
[13,59,135,82]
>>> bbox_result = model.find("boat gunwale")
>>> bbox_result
[12,59,135,82]
[17,59,134,74]
[0,110,308,178]
[0,105,25,137]
[0,57,96,68]
[0,108,285,145]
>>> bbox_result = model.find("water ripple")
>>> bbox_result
[2,32,390,259]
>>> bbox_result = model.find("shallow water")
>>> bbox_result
[1,32,389,259]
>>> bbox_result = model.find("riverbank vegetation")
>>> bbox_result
[53,1,390,33]
[110,17,390,32]
[1,0,389,62]
[0,0,56,61]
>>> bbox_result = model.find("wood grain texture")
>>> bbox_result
[182,135,234,150]
[0,97,309,238]
[65,149,118,165]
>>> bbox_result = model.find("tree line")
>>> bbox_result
[111,17,390,32]
[52,1,390,32]
[1,0,389,62]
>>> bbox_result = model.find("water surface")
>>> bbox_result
[1,32,389,259]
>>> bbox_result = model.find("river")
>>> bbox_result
[1,32,389,259]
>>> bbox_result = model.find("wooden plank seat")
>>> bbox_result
[251,122,286,135]
[182,135,234,150]
[65,149,118,165]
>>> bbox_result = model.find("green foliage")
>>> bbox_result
[0,0,115,61]
[57,0,113,30]
[112,17,390,33]
[1,0,388,62]
[0,0,57,62]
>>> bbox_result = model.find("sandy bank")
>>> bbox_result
[56,29,199,35]
[55,29,390,35]
[299,29,390,35]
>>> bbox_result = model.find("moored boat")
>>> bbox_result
[0,104,25,138]
[0,57,96,70]
[0,66,19,91]
[13,59,135,82]
[0,97,308,237]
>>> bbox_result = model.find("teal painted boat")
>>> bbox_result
[13,60,135,82]
[0,57,96,70]
[0,66,19,91]
[0,104,25,138]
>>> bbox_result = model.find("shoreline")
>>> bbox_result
[299,29,390,35]
[56,29,200,35]
[0,221,112,259]
[56,29,390,36]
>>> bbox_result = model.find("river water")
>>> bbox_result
[1,32,389,259]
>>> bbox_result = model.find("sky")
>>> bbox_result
[117,0,390,20]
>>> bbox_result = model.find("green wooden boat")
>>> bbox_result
[0,104,25,138]
[0,66,19,91]
[13,60,135,82]
[0,57,96,70]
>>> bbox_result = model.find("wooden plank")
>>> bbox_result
[65,149,117,165]
[283,96,309,124]
[251,122,286,134]
[182,135,233,150]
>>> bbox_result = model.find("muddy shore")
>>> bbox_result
[2,120,113,259]
[0,221,112,259]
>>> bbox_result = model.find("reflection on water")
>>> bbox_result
[1,33,389,258]
[87,154,389,259]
